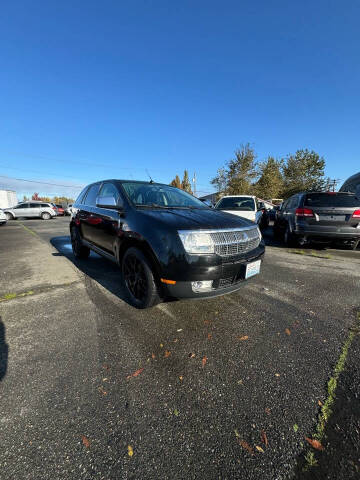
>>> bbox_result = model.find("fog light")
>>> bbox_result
[191,280,213,293]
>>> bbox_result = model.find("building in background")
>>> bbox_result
[0,190,17,209]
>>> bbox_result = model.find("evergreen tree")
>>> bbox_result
[181,170,193,194]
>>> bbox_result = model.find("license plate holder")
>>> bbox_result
[319,215,345,221]
[245,259,261,279]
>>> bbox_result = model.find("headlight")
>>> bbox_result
[178,231,215,254]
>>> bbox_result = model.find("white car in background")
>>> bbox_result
[0,209,7,225]
[215,195,263,224]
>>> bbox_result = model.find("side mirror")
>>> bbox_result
[96,196,123,210]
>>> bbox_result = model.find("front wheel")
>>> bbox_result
[70,226,90,259]
[122,247,161,309]
[5,212,13,221]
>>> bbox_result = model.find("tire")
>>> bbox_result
[5,212,13,221]
[284,224,297,247]
[122,247,161,309]
[41,212,51,220]
[70,226,90,259]
[353,240,360,250]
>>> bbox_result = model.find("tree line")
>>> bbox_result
[22,193,75,205]
[210,144,328,201]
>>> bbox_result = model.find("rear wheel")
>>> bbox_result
[71,226,90,259]
[5,212,13,221]
[122,247,161,309]
[41,212,51,220]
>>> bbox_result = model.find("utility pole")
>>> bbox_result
[327,179,340,192]
[192,172,197,197]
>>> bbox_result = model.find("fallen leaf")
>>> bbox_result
[151,353,156,359]
[318,400,323,407]
[256,445,264,453]
[203,319,210,325]
[102,378,108,382]
[98,386,107,396]
[164,350,171,358]
[261,430,268,446]
[234,429,240,438]
[179,375,184,381]
[173,408,179,416]
[239,440,254,455]
[293,424,299,433]
[160,343,164,348]
[173,338,178,343]
[275,373,280,377]
[126,368,144,379]
[102,364,110,370]
[265,408,271,415]
[285,328,291,336]
[238,335,249,341]
[177,328,183,332]
[128,445,134,457]
[189,352,196,358]
[202,356,207,367]
[81,435,90,448]
[207,333,212,340]
[305,437,324,451]
[237,379,243,385]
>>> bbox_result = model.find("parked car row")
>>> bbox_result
[1,201,70,220]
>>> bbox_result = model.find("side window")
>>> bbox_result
[98,183,123,206]
[14,203,28,209]
[30,203,40,208]
[41,203,49,208]
[83,184,100,207]
[281,200,288,211]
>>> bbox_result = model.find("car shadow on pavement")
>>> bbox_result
[0,317,9,381]
[50,235,129,302]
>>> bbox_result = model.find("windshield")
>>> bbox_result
[120,182,208,209]
[304,193,359,208]
[216,197,256,211]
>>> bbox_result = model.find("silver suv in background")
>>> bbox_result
[4,201,56,220]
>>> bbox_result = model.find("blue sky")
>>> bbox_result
[0,0,359,199]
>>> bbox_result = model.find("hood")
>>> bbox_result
[221,210,256,221]
[136,207,255,230]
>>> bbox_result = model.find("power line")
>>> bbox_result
[0,175,84,189]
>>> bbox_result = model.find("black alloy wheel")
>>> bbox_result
[122,247,160,309]
[70,226,90,259]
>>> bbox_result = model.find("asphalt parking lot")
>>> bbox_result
[1,217,359,480]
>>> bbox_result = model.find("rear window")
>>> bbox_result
[304,193,359,208]
[216,197,255,211]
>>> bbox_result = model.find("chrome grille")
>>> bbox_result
[210,228,260,257]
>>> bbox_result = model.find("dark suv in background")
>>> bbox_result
[274,191,360,249]
[70,180,265,308]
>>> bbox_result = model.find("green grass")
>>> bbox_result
[288,249,331,259]
[303,312,360,470]
[0,290,35,302]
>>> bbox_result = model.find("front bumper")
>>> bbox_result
[162,251,264,299]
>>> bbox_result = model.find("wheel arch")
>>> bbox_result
[115,237,162,279]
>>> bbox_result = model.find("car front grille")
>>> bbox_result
[210,228,261,257]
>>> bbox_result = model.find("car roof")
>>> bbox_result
[219,195,255,199]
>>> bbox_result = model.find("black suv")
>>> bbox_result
[274,191,360,249]
[70,180,265,308]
